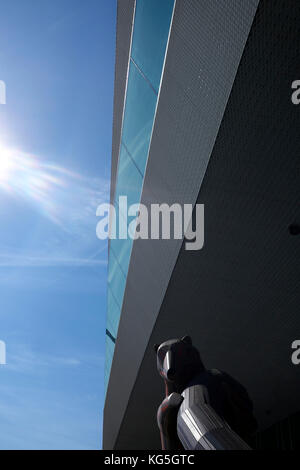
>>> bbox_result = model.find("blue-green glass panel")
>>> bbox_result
[131,0,175,92]
[121,62,157,175]
[107,288,121,339]
[114,143,143,208]
[110,237,132,277]
[105,0,175,394]
[108,255,127,308]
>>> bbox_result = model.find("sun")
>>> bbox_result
[0,144,14,182]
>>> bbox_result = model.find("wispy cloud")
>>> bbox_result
[4,343,104,375]
[0,253,107,267]
[0,358,103,449]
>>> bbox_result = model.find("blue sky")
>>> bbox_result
[0,0,116,449]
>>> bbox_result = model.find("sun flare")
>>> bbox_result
[0,142,103,227]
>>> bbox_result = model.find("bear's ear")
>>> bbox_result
[181,335,192,345]
[154,344,159,354]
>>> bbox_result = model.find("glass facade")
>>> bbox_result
[105,0,175,391]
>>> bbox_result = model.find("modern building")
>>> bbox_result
[104,0,300,450]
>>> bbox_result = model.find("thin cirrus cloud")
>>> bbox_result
[0,142,109,267]
[4,343,104,374]
[0,252,107,267]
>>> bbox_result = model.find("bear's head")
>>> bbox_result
[154,336,204,394]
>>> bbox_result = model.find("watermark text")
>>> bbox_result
[291,340,300,365]
[0,340,6,365]
[291,80,300,105]
[0,80,6,105]
[96,197,204,251]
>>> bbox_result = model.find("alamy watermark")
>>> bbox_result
[0,340,6,365]
[291,340,300,365]
[0,80,6,105]
[96,197,204,251]
[291,80,300,105]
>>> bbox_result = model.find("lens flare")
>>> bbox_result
[0,142,107,228]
